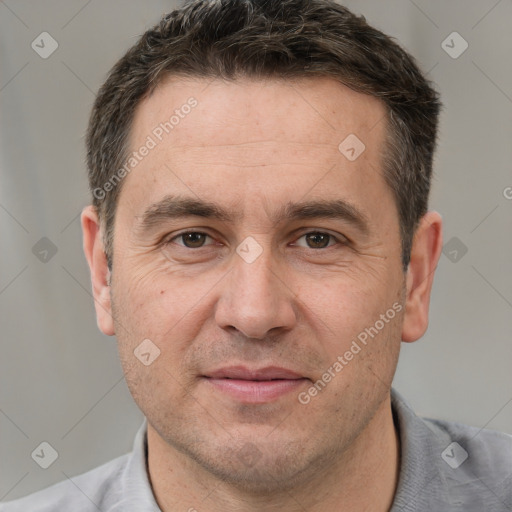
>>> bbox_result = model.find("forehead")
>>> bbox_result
[122,75,391,222]
[131,74,387,148]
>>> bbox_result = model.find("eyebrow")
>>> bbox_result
[136,194,370,236]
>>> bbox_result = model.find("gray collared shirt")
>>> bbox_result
[2,388,511,511]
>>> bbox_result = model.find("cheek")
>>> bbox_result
[303,272,403,372]
[111,262,213,374]
[296,268,391,329]
[320,309,403,406]
[121,351,195,431]
[114,259,195,323]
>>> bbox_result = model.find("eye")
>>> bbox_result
[169,231,215,248]
[293,231,345,249]
[166,230,347,250]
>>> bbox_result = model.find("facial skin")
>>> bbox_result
[82,76,442,512]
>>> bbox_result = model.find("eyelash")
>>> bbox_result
[166,230,348,250]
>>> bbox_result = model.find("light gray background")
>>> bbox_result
[1,0,511,501]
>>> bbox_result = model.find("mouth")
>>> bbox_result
[202,366,309,403]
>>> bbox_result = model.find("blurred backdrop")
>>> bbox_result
[1,0,511,500]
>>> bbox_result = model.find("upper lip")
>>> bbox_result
[204,366,305,380]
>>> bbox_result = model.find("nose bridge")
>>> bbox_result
[215,237,296,339]
[236,239,278,303]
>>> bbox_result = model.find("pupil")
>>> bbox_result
[308,233,329,248]
[185,233,204,247]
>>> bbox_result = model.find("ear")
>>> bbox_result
[81,205,115,336]
[401,211,443,343]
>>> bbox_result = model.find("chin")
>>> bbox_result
[175,434,330,495]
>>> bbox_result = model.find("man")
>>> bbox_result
[2,0,510,510]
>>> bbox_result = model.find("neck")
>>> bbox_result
[147,394,400,512]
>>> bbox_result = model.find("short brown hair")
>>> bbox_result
[86,0,441,271]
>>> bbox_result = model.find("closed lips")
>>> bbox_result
[204,366,307,380]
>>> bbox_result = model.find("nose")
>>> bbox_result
[214,242,297,340]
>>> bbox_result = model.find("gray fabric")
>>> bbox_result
[2,388,510,511]
[389,390,512,511]
[0,420,160,512]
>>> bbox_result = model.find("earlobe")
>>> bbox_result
[401,211,443,343]
[81,205,116,336]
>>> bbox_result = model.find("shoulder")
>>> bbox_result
[424,416,512,486]
[390,389,512,511]
[424,417,512,510]
[425,414,512,454]
[0,453,130,512]
[393,389,512,473]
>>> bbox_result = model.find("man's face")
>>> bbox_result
[108,76,406,490]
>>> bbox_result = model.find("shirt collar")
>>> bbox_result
[108,417,162,511]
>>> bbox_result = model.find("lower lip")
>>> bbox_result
[204,377,308,403]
